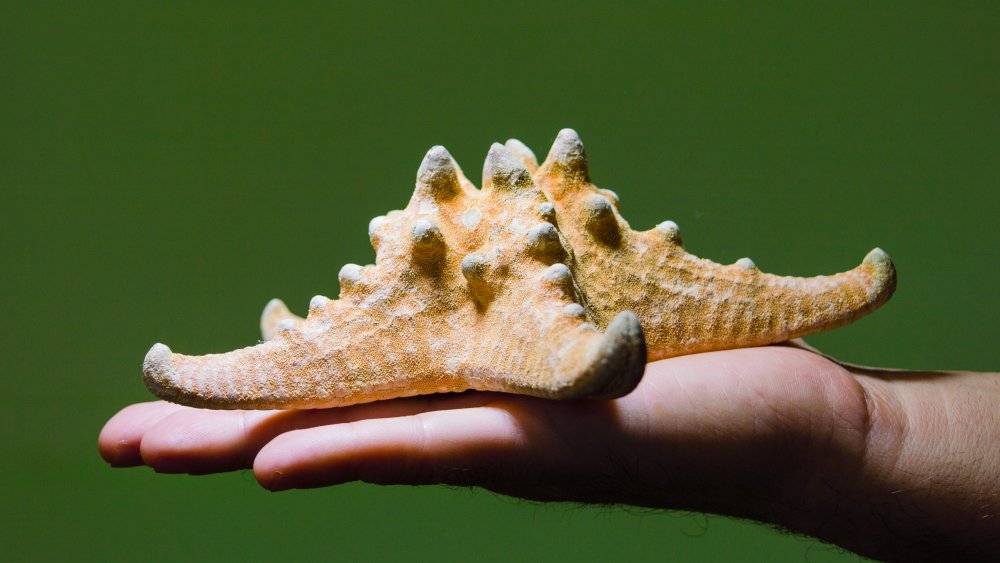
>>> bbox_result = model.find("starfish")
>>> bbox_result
[143,129,896,410]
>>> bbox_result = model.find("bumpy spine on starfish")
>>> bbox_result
[144,141,647,409]
[144,129,895,410]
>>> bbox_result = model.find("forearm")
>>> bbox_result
[780,368,1000,561]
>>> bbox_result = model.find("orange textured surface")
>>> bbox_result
[143,129,895,409]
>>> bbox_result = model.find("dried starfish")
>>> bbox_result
[143,129,896,409]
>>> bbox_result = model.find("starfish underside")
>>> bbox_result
[144,129,896,409]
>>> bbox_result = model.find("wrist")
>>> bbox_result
[781,368,1000,561]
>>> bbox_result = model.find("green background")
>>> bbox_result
[2,2,997,561]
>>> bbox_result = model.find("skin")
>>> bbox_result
[100,345,1000,562]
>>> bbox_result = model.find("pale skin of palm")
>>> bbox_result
[100,345,1000,562]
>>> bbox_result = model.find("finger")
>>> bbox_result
[253,404,528,491]
[98,401,190,466]
[253,399,622,497]
[139,391,501,474]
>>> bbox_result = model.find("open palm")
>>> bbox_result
[101,343,1000,561]
[100,345,868,510]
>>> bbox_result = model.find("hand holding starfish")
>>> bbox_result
[101,346,1000,562]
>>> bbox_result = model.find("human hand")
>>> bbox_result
[99,345,1000,561]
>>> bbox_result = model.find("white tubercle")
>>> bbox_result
[735,257,757,270]
[584,194,614,216]
[412,218,440,242]
[527,221,561,256]
[461,207,483,229]
[562,303,586,317]
[864,247,890,267]
[483,143,532,190]
[461,253,490,281]
[656,220,679,234]
[582,195,619,242]
[416,145,461,199]
[504,138,539,171]
[309,295,330,313]
[339,263,364,286]
[546,128,588,172]
[542,263,573,284]
[368,215,387,237]
[656,220,681,242]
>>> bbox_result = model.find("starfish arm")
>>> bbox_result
[617,246,896,359]
[534,129,897,360]
[142,305,645,410]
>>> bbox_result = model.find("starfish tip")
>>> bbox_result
[564,311,646,400]
[862,247,897,297]
[143,343,179,398]
[864,247,890,266]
